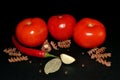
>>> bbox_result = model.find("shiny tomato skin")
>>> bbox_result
[48,14,76,40]
[15,18,48,47]
[73,18,106,48]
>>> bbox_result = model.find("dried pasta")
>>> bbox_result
[8,56,28,63]
[7,51,21,56]
[87,47,111,67]
[50,41,59,50]
[87,47,107,55]
[95,47,106,54]
[57,40,71,48]
[96,58,111,67]
[3,47,29,63]
[91,53,111,59]
[41,40,52,52]
[87,47,99,55]
[3,48,16,54]
[3,48,21,56]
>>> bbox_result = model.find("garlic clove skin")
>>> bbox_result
[60,53,75,64]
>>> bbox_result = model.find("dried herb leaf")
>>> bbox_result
[44,57,62,74]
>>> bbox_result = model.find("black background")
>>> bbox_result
[0,0,120,80]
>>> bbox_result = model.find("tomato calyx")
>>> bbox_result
[58,15,63,19]
[88,23,94,27]
[26,21,32,26]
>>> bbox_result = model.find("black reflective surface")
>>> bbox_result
[0,1,120,80]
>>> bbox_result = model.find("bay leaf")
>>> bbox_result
[44,57,62,74]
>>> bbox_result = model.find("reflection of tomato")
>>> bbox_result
[48,14,76,40]
[15,18,48,47]
[73,18,106,48]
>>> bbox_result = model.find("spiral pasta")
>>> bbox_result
[91,53,111,59]
[8,51,22,56]
[50,41,59,50]
[87,47,99,55]
[41,40,52,52]
[96,47,106,54]
[87,47,111,67]
[3,48,21,56]
[3,47,29,63]
[8,56,28,63]
[96,58,111,67]
[57,40,71,48]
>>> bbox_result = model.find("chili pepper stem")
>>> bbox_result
[45,53,57,58]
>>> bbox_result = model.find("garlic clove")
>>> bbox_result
[60,53,75,64]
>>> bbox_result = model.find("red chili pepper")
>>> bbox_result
[12,35,56,58]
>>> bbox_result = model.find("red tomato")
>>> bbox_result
[73,18,106,48]
[48,14,76,40]
[15,17,48,47]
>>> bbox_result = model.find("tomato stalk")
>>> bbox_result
[26,21,32,25]
[12,35,56,58]
[88,23,94,27]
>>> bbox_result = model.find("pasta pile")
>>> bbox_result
[87,47,111,67]
[3,47,29,63]
[58,40,71,48]
[41,39,71,52]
